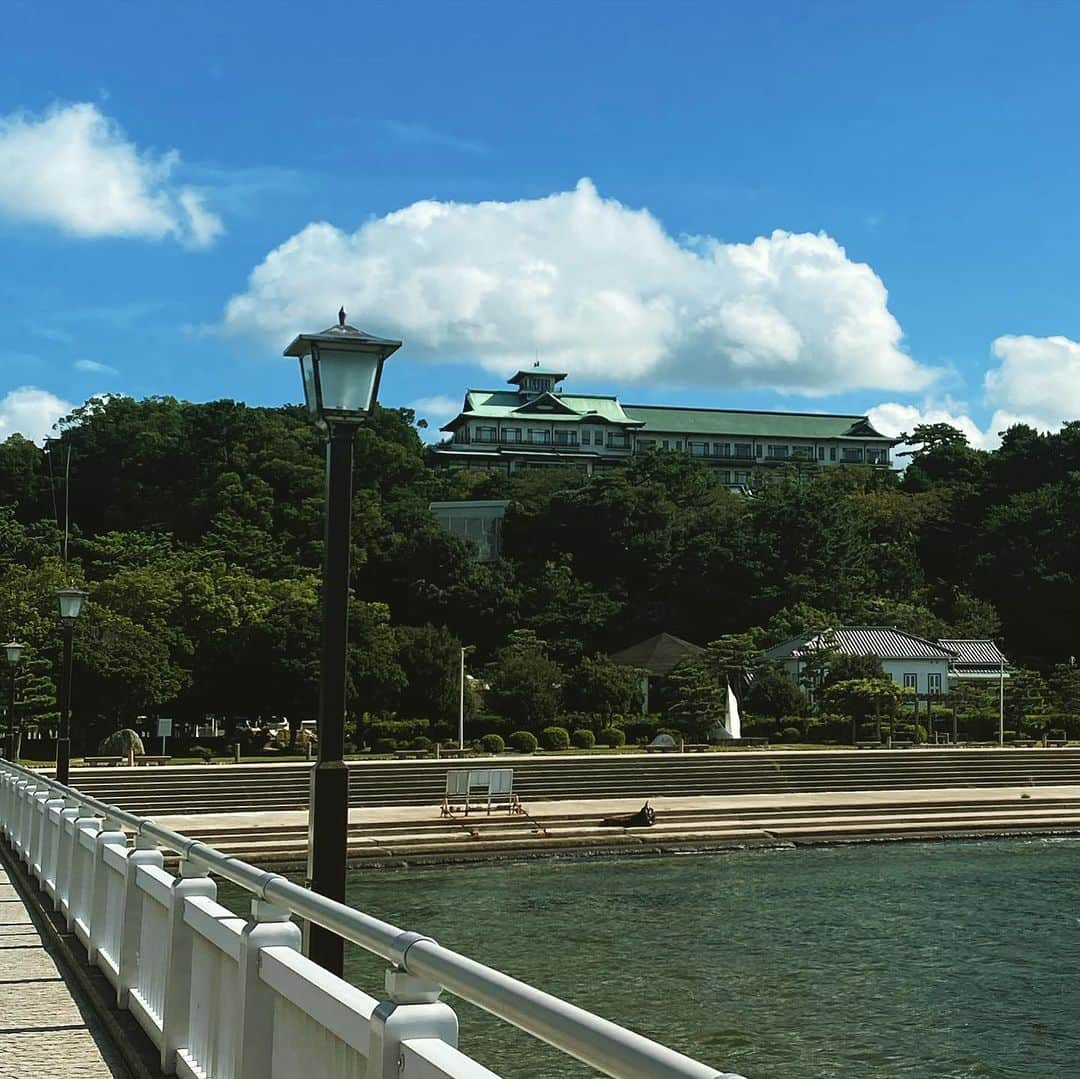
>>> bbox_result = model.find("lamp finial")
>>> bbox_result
[338,306,346,327]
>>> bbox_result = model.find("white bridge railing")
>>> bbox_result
[0,761,742,1079]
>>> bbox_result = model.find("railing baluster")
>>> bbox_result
[117,832,164,1009]
[88,822,128,965]
[234,899,302,1079]
[368,967,460,1079]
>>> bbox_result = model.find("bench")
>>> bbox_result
[393,749,434,759]
[1012,739,1039,747]
[683,743,712,752]
[83,756,124,767]
[644,744,679,753]
[888,740,914,749]
[438,747,471,758]
[134,755,171,766]
[855,741,882,749]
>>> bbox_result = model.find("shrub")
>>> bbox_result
[97,729,145,757]
[781,726,802,743]
[189,744,214,764]
[409,736,433,751]
[372,737,398,754]
[540,726,571,750]
[599,726,626,747]
[480,733,505,754]
[343,742,358,755]
[571,729,595,749]
[508,730,538,753]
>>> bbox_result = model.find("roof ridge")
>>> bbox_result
[625,403,868,419]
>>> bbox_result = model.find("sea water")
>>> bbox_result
[339,839,1080,1078]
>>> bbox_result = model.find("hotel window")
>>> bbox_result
[734,470,752,485]
[581,431,590,445]
[842,448,864,462]
[755,444,763,458]
[674,441,683,451]
[714,442,731,457]
[903,673,917,690]
[734,443,752,459]
[719,470,731,483]
[662,439,670,449]
[792,446,813,460]
[817,446,825,460]
[503,428,522,443]
[527,429,550,444]
[593,429,605,445]
[829,446,837,461]
[475,426,497,443]
[766,445,789,459]
[928,673,942,694]
[637,438,656,449]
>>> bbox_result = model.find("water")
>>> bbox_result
[223,839,1080,1077]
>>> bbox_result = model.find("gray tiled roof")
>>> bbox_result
[938,639,1008,666]
[767,627,957,661]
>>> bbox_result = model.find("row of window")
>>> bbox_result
[458,427,888,464]
[900,673,943,692]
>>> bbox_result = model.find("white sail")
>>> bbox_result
[726,680,742,739]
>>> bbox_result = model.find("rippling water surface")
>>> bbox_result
[337,839,1080,1078]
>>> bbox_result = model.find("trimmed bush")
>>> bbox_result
[189,744,214,763]
[480,733,505,754]
[540,726,571,750]
[508,730,538,753]
[409,736,433,751]
[98,728,145,758]
[372,737,398,754]
[599,726,626,747]
[570,729,595,749]
[780,726,802,743]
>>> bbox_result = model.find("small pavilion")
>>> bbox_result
[609,632,704,712]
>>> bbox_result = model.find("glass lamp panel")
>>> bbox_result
[57,589,87,621]
[299,354,320,421]
[3,641,24,664]
[315,347,380,417]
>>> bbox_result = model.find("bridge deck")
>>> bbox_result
[0,864,128,1078]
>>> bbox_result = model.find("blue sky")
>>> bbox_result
[3,1,1080,448]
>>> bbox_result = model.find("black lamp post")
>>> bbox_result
[56,587,87,784]
[4,641,26,761]
[284,309,401,976]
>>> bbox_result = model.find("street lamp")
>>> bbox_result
[56,586,87,784]
[284,309,401,976]
[4,641,26,762]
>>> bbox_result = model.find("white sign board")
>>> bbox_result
[156,717,173,738]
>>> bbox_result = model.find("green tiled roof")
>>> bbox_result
[443,391,637,428]
[623,405,892,440]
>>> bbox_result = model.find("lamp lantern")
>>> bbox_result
[3,641,25,666]
[57,587,87,624]
[283,308,401,429]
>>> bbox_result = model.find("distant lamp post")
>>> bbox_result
[284,309,401,977]
[56,586,87,784]
[4,640,26,762]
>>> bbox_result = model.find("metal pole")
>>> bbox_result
[459,647,465,751]
[57,621,75,784]
[307,422,356,977]
[6,665,15,761]
[999,658,1005,747]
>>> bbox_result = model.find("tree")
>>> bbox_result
[824,653,886,685]
[745,664,805,719]
[394,624,466,723]
[665,658,723,742]
[701,633,761,700]
[485,630,563,730]
[563,655,645,716]
[819,678,907,742]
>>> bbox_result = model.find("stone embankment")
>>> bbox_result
[59,749,1080,866]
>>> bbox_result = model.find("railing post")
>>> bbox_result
[367,966,460,1079]
[234,900,302,1079]
[54,800,81,915]
[41,796,67,900]
[32,786,53,881]
[66,815,102,933]
[88,821,127,965]
[159,858,216,1075]
[117,832,165,1009]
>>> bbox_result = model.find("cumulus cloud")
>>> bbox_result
[74,359,118,375]
[868,401,1002,452]
[0,386,74,444]
[985,335,1080,431]
[224,179,933,396]
[408,395,461,442]
[0,102,222,247]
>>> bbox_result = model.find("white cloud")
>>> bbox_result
[74,359,118,375]
[408,395,461,442]
[985,335,1080,431]
[0,102,222,247]
[224,179,934,396]
[868,401,1002,452]
[0,386,74,444]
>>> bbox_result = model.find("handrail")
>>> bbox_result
[0,760,742,1079]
